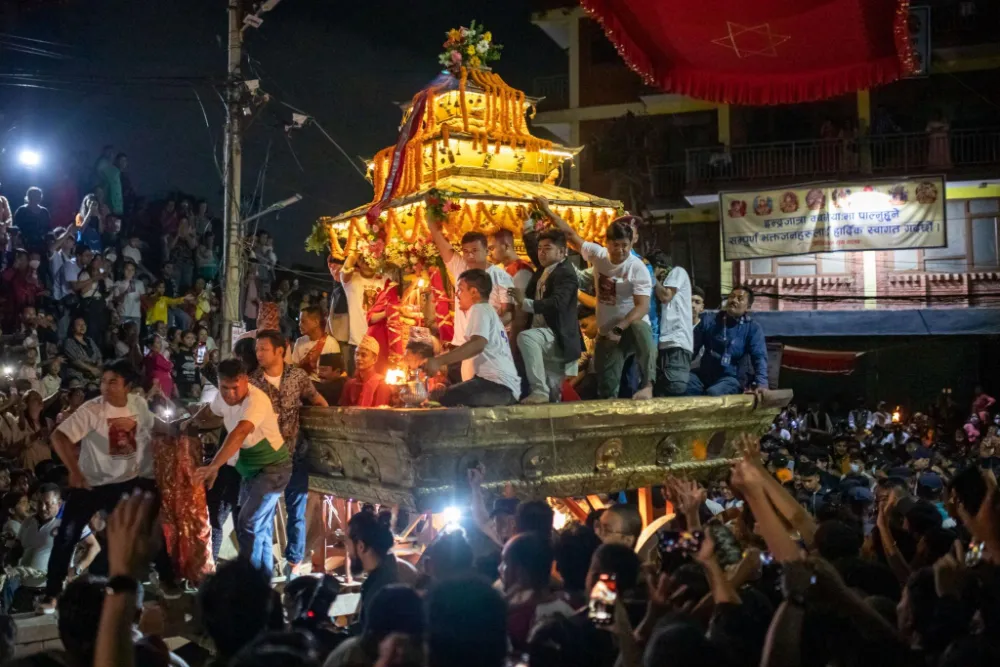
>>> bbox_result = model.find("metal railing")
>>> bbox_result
[650,162,687,202]
[532,74,569,109]
[683,128,1000,189]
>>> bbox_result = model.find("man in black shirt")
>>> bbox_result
[345,510,397,633]
[314,353,346,405]
[12,187,51,251]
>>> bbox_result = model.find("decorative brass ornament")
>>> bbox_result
[302,391,792,511]
[595,438,623,473]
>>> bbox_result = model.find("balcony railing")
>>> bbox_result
[650,162,687,203]
[683,127,1000,190]
[532,74,569,110]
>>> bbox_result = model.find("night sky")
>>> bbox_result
[0,0,565,274]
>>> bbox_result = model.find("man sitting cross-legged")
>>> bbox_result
[424,269,522,407]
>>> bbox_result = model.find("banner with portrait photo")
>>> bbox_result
[720,176,946,260]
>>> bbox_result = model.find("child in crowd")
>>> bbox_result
[175,330,201,400]
[144,280,190,327]
[16,347,43,395]
[41,357,62,398]
[1,490,29,551]
[144,336,175,398]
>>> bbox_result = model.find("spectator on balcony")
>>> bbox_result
[926,110,952,169]
[839,118,859,173]
[686,286,767,397]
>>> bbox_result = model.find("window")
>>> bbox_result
[890,198,999,272]
[745,252,850,276]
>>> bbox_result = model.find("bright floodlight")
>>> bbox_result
[442,506,462,525]
[18,150,41,167]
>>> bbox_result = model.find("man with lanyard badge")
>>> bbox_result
[686,285,768,396]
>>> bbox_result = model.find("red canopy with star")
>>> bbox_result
[579,0,915,105]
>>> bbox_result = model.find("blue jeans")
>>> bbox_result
[238,464,292,575]
[284,448,310,565]
[686,372,742,397]
[169,307,192,330]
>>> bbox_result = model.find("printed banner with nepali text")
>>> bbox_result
[720,176,946,260]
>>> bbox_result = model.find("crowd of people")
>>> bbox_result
[1,146,998,667]
[0,143,332,616]
[325,194,767,411]
[0,380,995,667]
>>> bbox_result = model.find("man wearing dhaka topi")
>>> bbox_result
[339,335,393,407]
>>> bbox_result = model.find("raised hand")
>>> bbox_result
[933,540,968,599]
[735,432,762,464]
[955,469,998,549]
[107,490,158,578]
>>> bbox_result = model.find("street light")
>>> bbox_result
[18,150,41,167]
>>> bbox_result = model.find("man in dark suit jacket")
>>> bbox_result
[509,229,584,403]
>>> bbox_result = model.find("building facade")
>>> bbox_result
[531,0,1000,405]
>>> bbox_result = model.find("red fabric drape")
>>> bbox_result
[780,345,863,375]
[153,433,214,583]
[579,0,915,105]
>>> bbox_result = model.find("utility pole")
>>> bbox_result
[220,0,244,355]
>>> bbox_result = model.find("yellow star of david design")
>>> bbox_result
[711,21,790,58]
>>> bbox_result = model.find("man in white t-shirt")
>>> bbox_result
[189,358,291,574]
[424,269,521,407]
[652,259,693,396]
[427,202,513,381]
[42,359,178,612]
[335,253,383,376]
[291,304,342,382]
[535,197,655,400]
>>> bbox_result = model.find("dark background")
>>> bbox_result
[0,0,565,272]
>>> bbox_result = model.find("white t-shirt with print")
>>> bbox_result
[208,383,284,465]
[464,302,521,398]
[342,275,383,346]
[444,255,513,346]
[658,266,693,353]
[579,242,651,334]
[55,394,155,487]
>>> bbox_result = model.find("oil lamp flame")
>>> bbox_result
[385,368,407,385]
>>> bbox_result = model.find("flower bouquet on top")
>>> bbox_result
[439,21,503,74]
[522,206,553,236]
[384,236,441,275]
[425,188,461,223]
